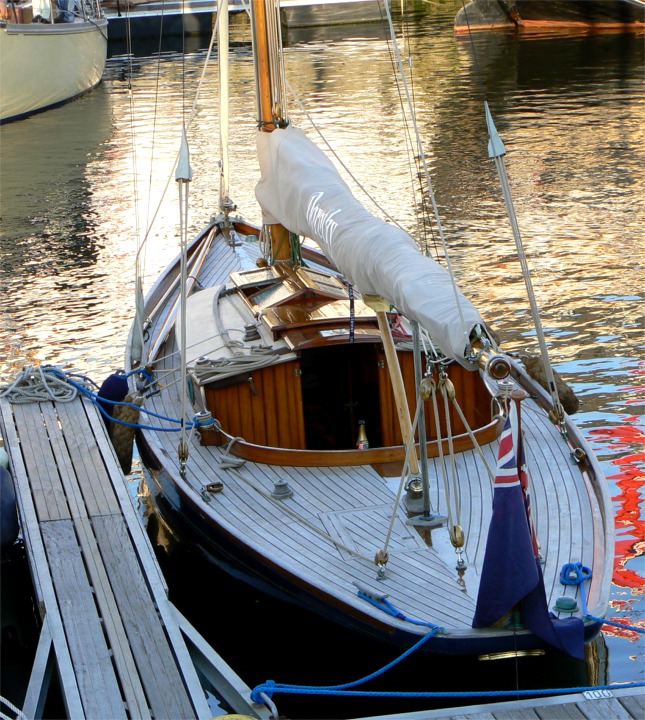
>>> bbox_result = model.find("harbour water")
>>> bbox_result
[1,3,643,717]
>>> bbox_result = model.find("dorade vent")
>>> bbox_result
[231,264,349,312]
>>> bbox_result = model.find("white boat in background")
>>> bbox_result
[102,0,386,40]
[0,0,108,124]
[101,0,241,39]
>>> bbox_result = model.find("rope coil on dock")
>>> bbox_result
[0,365,93,404]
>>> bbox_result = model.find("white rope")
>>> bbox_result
[429,381,456,535]
[190,347,280,385]
[0,693,27,720]
[0,366,88,404]
[440,380,461,526]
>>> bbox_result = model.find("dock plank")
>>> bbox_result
[619,693,645,717]
[55,399,122,516]
[41,519,127,719]
[354,688,645,720]
[0,399,85,717]
[72,513,152,719]
[13,402,69,522]
[93,514,197,720]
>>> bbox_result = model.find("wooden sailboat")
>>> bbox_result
[124,0,614,660]
[454,0,645,34]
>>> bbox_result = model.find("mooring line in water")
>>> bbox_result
[250,628,440,704]
[250,679,645,703]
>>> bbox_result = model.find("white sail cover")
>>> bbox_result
[256,125,484,368]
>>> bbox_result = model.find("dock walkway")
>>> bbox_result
[0,395,271,719]
[359,685,645,720]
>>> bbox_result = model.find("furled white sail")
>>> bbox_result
[256,124,484,368]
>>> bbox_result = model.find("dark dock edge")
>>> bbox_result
[353,685,645,720]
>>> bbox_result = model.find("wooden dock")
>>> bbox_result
[0,395,272,720]
[357,685,645,720]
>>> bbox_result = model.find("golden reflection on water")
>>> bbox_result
[0,3,642,683]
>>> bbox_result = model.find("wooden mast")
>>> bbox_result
[251,0,291,263]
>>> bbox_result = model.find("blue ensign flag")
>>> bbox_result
[472,408,584,658]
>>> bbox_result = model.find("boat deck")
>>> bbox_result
[135,229,612,651]
[0,395,270,719]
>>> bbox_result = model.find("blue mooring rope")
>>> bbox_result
[251,581,645,705]
[46,366,201,433]
[558,562,644,633]
[250,681,645,702]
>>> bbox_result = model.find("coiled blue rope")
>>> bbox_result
[43,366,200,433]
[559,562,644,634]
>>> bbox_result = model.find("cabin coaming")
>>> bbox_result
[185,262,500,470]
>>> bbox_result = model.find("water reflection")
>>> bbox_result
[0,85,112,252]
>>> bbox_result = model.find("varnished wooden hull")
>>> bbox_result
[455,0,645,33]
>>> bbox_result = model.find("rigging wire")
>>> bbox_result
[460,0,564,419]
[381,0,473,351]
[129,17,222,366]
[380,0,437,256]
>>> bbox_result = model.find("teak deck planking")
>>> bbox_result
[145,333,597,636]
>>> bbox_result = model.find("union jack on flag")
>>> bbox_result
[472,403,584,658]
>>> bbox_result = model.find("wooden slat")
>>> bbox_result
[80,398,218,719]
[93,514,196,719]
[619,692,645,718]
[0,400,85,717]
[55,400,121,516]
[41,520,127,719]
[15,401,155,716]
[13,403,69,522]
[3,395,226,719]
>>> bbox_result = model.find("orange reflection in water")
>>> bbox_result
[588,367,645,641]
